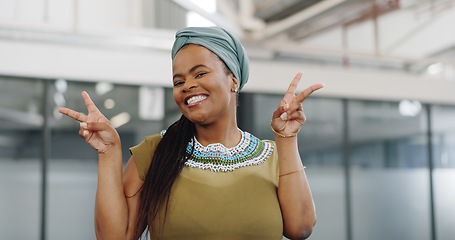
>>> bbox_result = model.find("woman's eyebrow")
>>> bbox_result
[189,64,207,74]
[173,64,208,80]
[173,73,182,80]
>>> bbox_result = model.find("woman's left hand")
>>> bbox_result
[271,72,324,137]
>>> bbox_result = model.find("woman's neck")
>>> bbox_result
[194,119,241,148]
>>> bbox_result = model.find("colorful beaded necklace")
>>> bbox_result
[184,130,274,172]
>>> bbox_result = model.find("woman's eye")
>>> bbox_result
[196,72,207,78]
[173,81,184,87]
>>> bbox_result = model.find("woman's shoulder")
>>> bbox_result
[143,132,163,145]
[129,132,163,181]
[131,133,162,151]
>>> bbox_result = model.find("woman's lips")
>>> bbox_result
[185,94,208,107]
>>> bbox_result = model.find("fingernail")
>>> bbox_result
[83,130,89,137]
[280,112,288,121]
[80,122,87,128]
[284,103,289,110]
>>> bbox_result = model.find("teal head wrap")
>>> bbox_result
[171,26,249,91]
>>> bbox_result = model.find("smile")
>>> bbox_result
[186,95,208,105]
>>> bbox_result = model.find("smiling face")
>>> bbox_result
[172,44,238,125]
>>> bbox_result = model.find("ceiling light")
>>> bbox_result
[189,0,216,13]
[427,63,443,75]
[104,98,115,109]
[55,78,67,93]
[110,112,131,128]
[96,82,114,96]
[186,0,217,27]
[399,100,421,117]
[53,92,66,107]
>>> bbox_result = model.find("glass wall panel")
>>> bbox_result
[348,100,430,240]
[431,105,455,240]
[48,81,166,239]
[0,77,43,240]
[250,93,346,240]
[3,75,447,240]
[297,98,346,240]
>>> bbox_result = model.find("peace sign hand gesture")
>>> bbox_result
[271,72,324,137]
[59,91,120,154]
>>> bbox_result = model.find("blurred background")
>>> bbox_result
[0,0,454,239]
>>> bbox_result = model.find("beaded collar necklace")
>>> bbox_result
[184,130,274,172]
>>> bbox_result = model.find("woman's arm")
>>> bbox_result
[123,157,144,240]
[271,73,323,239]
[94,147,129,240]
[275,136,316,239]
[94,144,143,240]
[59,91,142,240]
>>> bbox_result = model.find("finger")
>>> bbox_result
[283,102,303,117]
[79,127,89,138]
[272,102,289,119]
[285,110,306,124]
[59,107,87,122]
[296,83,325,103]
[81,91,100,113]
[272,108,283,119]
[83,121,110,131]
[279,103,302,121]
[275,101,302,121]
[280,72,304,110]
[285,72,304,96]
[271,119,287,132]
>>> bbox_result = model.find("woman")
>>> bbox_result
[59,27,323,240]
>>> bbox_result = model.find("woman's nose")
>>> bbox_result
[183,80,198,92]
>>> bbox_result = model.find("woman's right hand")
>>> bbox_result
[59,91,120,154]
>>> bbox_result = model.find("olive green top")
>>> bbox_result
[130,133,283,240]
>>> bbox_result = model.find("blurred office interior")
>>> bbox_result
[0,0,455,239]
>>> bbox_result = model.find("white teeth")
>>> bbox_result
[187,95,207,104]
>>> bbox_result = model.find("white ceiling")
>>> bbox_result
[1,0,454,74]
[0,0,454,101]
[211,0,455,71]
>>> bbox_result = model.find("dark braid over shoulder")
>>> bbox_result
[134,115,195,239]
